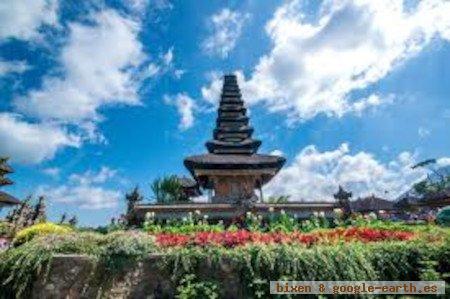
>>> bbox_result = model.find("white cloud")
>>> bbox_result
[203,0,450,121]
[124,0,149,14]
[418,126,431,138]
[69,166,117,185]
[264,143,447,201]
[3,9,149,164]
[39,184,120,209]
[350,94,395,115]
[270,149,284,156]
[202,8,250,58]
[143,47,184,79]
[201,71,223,107]
[162,47,173,65]
[164,93,196,130]
[0,0,59,40]
[174,69,185,79]
[0,113,80,164]
[145,63,160,77]
[14,9,145,127]
[42,167,60,178]
[37,167,120,209]
[0,60,30,76]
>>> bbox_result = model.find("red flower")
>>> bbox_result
[153,227,414,248]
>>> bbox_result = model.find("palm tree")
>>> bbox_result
[151,175,188,203]
[266,195,290,203]
[412,158,450,195]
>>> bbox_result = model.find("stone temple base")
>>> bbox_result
[134,202,339,222]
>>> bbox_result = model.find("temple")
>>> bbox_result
[135,75,338,221]
[0,158,20,212]
[184,74,285,204]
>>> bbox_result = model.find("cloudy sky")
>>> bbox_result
[1,0,450,225]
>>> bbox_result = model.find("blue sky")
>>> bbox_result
[1,0,450,226]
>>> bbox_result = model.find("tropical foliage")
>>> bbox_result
[412,159,450,195]
[437,206,450,227]
[151,175,189,203]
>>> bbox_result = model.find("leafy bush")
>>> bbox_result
[0,231,155,297]
[0,232,109,297]
[176,274,219,299]
[144,211,225,234]
[0,226,448,298]
[0,222,14,237]
[0,236,54,297]
[13,222,73,246]
[98,231,155,273]
[437,206,450,227]
[164,240,450,298]
[151,175,189,203]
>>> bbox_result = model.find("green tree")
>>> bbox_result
[68,215,78,227]
[151,175,188,203]
[412,159,450,195]
[32,196,46,223]
[266,195,290,203]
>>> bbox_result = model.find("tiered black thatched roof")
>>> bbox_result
[0,158,20,206]
[206,74,261,155]
[184,74,285,176]
[0,191,21,205]
[0,157,13,186]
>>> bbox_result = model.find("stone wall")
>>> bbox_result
[32,254,245,299]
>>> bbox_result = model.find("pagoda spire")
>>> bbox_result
[206,74,261,155]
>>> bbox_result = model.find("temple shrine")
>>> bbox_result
[135,75,338,221]
[184,74,285,204]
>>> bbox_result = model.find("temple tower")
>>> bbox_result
[184,75,285,204]
[0,157,20,210]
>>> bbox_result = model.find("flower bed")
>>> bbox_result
[0,223,448,298]
[155,227,415,247]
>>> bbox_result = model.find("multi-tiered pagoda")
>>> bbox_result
[184,74,285,204]
[135,75,338,221]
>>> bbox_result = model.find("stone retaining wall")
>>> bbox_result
[32,254,244,298]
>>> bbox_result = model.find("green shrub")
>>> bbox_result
[0,237,54,297]
[164,240,449,298]
[0,232,106,297]
[98,231,155,273]
[13,222,73,246]
[0,222,14,237]
[437,206,450,227]
[0,231,155,297]
[1,226,448,298]
[176,274,219,299]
